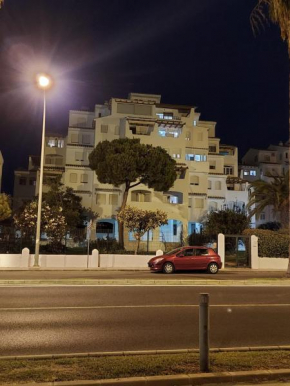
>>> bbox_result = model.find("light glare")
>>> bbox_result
[37,74,51,89]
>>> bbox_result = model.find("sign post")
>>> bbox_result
[86,220,92,269]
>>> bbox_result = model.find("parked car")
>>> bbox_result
[148,246,222,274]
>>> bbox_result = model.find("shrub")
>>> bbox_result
[243,229,289,258]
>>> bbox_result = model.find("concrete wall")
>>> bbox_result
[251,235,289,270]
[0,249,152,269]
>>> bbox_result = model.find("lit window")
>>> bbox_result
[163,113,173,119]
[193,120,197,126]
[243,171,249,176]
[250,170,256,176]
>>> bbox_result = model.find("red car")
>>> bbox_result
[148,246,222,274]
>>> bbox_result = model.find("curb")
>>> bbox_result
[3,369,290,385]
[0,279,290,286]
[1,345,290,361]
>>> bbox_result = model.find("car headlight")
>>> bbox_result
[154,257,164,264]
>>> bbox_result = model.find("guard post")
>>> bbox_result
[199,293,210,372]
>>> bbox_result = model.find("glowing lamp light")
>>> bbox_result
[37,74,51,89]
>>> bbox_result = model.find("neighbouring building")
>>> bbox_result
[240,140,289,227]
[15,93,249,251]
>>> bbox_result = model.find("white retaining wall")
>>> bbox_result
[250,235,289,270]
[0,249,153,269]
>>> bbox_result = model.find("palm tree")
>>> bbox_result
[247,172,289,227]
[251,0,290,275]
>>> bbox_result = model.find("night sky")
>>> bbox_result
[0,0,288,195]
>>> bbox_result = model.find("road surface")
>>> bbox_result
[0,285,289,356]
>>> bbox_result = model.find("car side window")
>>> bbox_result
[184,248,194,256]
[194,248,208,256]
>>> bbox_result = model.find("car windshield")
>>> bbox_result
[164,247,183,255]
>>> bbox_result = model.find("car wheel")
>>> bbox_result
[208,262,219,274]
[163,262,175,274]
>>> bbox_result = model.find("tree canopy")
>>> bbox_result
[117,206,168,254]
[0,194,11,222]
[204,210,250,235]
[89,138,177,246]
[247,172,289,227]
[89,138,177,196]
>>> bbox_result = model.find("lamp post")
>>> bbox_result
[34,74,51,268]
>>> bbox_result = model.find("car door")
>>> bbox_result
[192,248,209,270]
[174,248,195,270]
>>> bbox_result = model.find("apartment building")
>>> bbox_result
[240,140,289,227]
[13,133,66,210]
[15,93,249,250]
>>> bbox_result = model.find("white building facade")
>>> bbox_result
[17,93,249,251]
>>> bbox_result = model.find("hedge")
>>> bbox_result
[243,229,289,258]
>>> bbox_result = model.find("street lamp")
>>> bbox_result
[34,73,51,267]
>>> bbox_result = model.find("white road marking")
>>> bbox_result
[1,304,290,311]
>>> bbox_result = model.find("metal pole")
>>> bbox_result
[87,238,90,269]
[34,90,46,267]
[199,293,209,372]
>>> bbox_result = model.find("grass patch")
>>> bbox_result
[0,351,290,384]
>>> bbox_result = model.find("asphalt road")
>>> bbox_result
[0,269,287,281]
[0,286,290,356]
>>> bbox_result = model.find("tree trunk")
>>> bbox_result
[118,188,129,248]
[135,237,140,255]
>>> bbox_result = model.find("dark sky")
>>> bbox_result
[0,0,288,194]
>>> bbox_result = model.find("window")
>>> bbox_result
[71,134,79,143]
[58,139,64,148]
[109,194,118,205]
[183,248,194,256]
[173,224,177,236]
[260,213,266,220]
[209,161,216,170]
[115,126,120,135]
[81,174,88,183]
[209,146,216,153]
[29,178,36,186]
[190,175,199,185]
[193,120,197,126]
[243,171,249,176]
[286,153,288,159]
[47,138,57,147]
[195,198,204,208]
[131,191,151,202]
[156,113,163,119]
[101,124,108,133]
[264,155,270,162]
[250,170,256,176]
[69,173,77,183]
[163,112,173,119]
[186,154,195,161]
[208,180,212,189]
[82,134,90,145]
[96,194,106,205]
[194,155,207,162]
[195,248,209,256]
[75,152,84,161]
[185,131,191,141]
[215,181,221,190]
[19,177,26,185]
[186,154,206,161]
[224,166,233,175]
